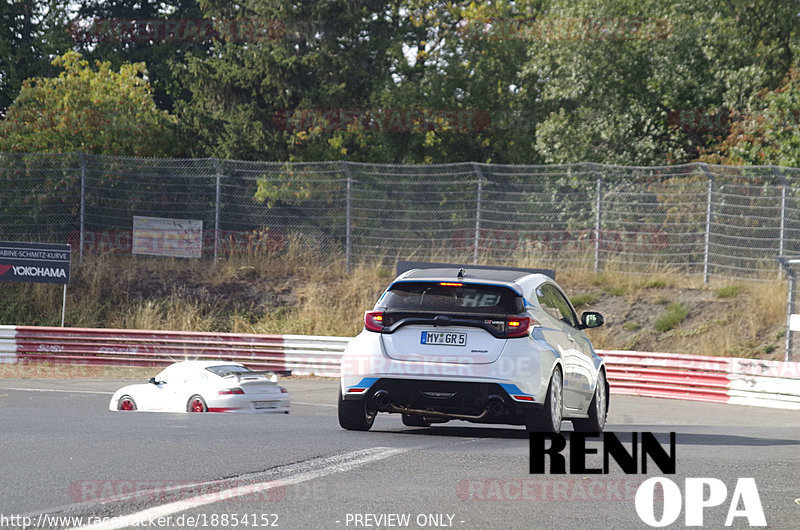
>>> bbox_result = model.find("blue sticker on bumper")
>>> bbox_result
[347,378,379,392]
[499,383,535,400]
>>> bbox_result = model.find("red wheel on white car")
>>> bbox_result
[187,395,207,413]
[117,395,137,411]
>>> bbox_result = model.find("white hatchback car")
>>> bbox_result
[339,262,607,433]
[110,361,290,414]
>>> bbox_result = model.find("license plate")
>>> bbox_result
[254,401,279,409]
[420,331,467,346]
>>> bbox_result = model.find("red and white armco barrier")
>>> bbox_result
[0,325,346,377]
[600,350,800,410]
[1,325,799,409]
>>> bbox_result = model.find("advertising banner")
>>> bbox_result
[132,216,203,258]
[0,241,71,285]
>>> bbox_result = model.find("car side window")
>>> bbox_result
[184,372,208,384]
[536,284,579,328]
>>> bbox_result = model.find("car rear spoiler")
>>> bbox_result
[396,260,555,280]
[223,370,292,381]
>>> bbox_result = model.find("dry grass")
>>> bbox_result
[251,262,391,336]
[108,294,220,332]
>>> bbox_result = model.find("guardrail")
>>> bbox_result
[2,326,799,409]
[600,350,800,410]
[0,325,346,377]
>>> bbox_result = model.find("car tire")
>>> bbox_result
[526,367,563,433]
[401,414,431,427]
[572,369,608,432]
[338,388,375,431]
[187,395,208,413]
[117,395,137,411]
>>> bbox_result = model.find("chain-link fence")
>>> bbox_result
[2,152,799,280]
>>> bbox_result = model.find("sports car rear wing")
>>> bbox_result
[222,369,292,382]
[396,260,555,280]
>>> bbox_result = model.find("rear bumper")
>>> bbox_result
[343,377,541,424]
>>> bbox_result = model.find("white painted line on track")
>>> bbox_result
[0,387,113,395]
[66,447,406,530]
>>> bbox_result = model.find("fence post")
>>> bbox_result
[472,163,484,265]
[699,164,714,284]
[78,151,86,262]
[593,165,603,273]
[773,166,787,278]
[778,257,799,362]
[213,158,222,263]
[341,162,353,272]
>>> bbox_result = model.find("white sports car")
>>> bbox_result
[339,262,607,433]
[110,360,290,414]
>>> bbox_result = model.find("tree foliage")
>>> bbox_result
[0,51,180,156]
[73,0,209,112]
[0,0,73,115]
[704,69,800,166]
[1,0,799,165]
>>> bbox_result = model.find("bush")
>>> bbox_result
[654,302,689,332]
[715,285,743,298]
[571,292,600,308]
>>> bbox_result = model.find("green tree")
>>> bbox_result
[524,0,798,165]
[0,0,73,115]
[349,0,536,164]
[73,0,209,112]
[174,0,401,161]
[0,51,180,156]
[704,68,800,166]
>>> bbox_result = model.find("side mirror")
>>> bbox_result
[581,311,604,329]
[148,377,164,385]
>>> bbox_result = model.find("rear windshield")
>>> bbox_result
[206,365,252,377]
[380,282,522,315]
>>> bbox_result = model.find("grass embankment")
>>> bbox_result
[0,246,788,360]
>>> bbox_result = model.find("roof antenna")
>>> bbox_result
[457,268,465,279]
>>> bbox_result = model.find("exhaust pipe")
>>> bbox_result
[487,396,505,417]
[373,390,391,411]
[370,391,504,422]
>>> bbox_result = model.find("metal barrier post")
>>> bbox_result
[593,166,603,272]
[777,257,797,362]
[773,166,787,279]
[472,163,484,265]
[213,158,222,263]
[342,162,353,272]
[699,164,714,283]
[78,152,86,262]
[787,271,795,362]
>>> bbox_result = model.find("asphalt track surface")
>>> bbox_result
[0,378,798,530]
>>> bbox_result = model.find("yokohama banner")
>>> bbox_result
[0,241,71,285]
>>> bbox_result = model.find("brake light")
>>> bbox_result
[507,316,534,338]
[439,282,463,287]
[364,311,385,332]
[218,387,244,395]
[279,386,288,394]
